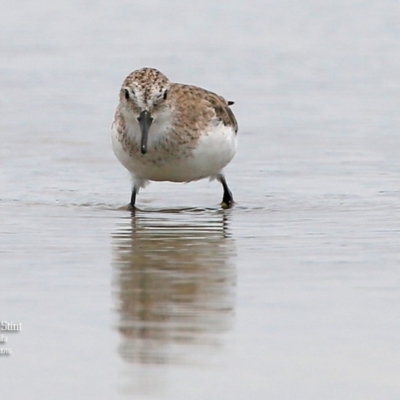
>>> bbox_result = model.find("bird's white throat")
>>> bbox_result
[124,108,174,147]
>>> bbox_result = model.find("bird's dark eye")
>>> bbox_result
[163,90,168,100]
[124,89,130,100]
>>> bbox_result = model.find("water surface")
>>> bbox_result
[1,0,400,399]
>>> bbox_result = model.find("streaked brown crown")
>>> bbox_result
[120,67,170,111]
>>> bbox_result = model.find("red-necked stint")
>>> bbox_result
[112,67,238,209]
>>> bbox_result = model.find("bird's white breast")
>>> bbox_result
[112,117,237,184]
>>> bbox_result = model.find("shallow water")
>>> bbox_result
[1,0,400,399]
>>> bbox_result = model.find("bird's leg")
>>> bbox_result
[128,186,137,211]
[217,174,234,208]
[128,178,145,211]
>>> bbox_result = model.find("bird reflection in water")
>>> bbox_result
[111,208,236,365]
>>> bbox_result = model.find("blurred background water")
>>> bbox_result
[1,0,400,399]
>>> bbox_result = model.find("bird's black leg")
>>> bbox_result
[218,174,234,208]
[129,186,137,211]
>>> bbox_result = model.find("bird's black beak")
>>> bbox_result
[137,110,153,155]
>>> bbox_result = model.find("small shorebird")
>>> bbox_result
[112,67,238,209]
